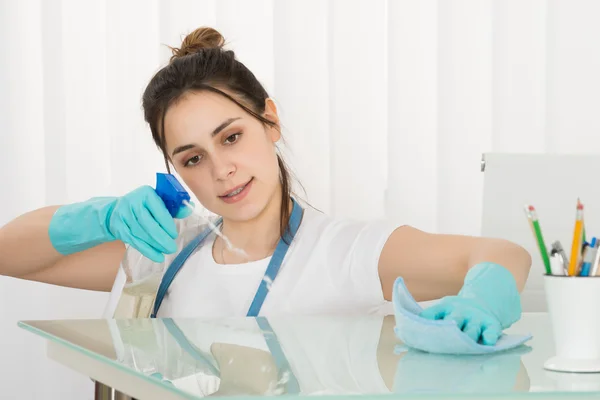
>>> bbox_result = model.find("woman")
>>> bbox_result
[0,27,531,346]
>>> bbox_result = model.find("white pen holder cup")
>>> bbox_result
[544,275,600,373]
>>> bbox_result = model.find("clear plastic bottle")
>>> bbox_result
[111,211,206,318]
[107,172,246,319]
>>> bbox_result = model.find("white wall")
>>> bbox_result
[2,0,600,398]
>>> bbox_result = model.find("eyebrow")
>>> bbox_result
[171,117,241,157]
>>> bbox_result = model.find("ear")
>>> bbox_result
[264,98,281,143]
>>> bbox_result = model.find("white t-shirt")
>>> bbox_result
[157,206,399,318]
[104,205,400,318]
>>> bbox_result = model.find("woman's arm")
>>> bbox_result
[0,206,125,291]
[0,206,64,277]
[378,226,532,302]
[0,185,190,292]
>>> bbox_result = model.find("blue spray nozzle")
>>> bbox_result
[155,173,191,217]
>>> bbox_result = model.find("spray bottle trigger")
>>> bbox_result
[155,173,191,217]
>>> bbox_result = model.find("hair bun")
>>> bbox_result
[170,27,225,61]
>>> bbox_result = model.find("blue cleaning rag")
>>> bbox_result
[392,277,532,355]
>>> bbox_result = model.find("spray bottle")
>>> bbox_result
[112,173,200,318]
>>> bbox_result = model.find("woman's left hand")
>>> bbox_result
[418,262,522,346]
[419,296,503,345]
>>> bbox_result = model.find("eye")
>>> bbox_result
[184,155,202,167]
[224,133,241,145]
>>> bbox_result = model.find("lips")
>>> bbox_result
[222,185,245,197]
[219,178,253,198]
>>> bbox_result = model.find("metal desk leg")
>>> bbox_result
[94,381,113,400]
[94,381,136,400]
[115,390,136,400]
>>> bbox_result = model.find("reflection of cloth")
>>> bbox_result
[393,345,531,394]
[393,277,532,354]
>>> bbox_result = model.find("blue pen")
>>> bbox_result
[580,237,597,276]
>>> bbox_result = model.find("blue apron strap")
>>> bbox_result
[162,318,219,376]
[152,198,303,318]
[256,317,301,394]
[246,199,303,317]
[152,218,222,318]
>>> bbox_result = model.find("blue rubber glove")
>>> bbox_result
[49,186,192,263]
[419,262,522,346]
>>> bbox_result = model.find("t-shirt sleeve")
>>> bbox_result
[321,217,401,309]
[350,219,402,305]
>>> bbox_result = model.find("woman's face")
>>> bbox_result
[163,90,281,221]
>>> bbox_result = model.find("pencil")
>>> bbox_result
[524,205,552,275]
[568,199,585,276]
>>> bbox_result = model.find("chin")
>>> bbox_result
[213,197,265,222]
[227,204,264,222]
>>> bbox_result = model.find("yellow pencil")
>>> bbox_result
[568,199,585,276]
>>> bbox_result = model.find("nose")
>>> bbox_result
[211,153,235,181]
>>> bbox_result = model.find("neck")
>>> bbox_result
[216,189,290,263]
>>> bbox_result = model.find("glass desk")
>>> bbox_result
[17,313,600,400]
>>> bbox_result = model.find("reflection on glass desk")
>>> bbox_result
[17,313,600,399]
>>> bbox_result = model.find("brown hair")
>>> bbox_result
[142,27,294,242]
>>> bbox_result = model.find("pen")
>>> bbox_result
[580,237,597,276]
[591,240,600,276]
[552,241,570,276]
[550,250,565,276]
[524,205,552,275]
[578,242,589,275]
[568,199,585,276]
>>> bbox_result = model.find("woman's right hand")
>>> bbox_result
[49,186,191,262]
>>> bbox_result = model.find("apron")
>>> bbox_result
[151,198,304,318]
